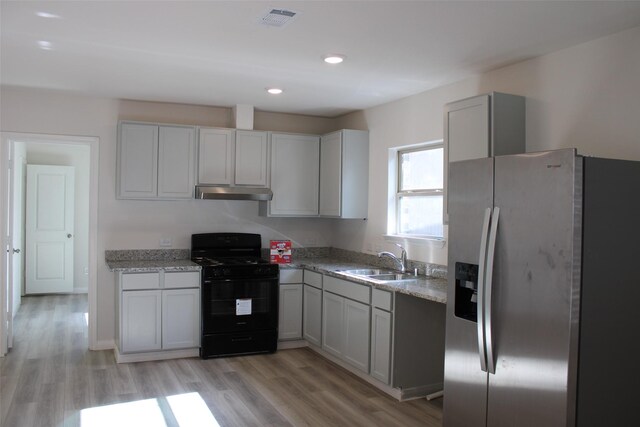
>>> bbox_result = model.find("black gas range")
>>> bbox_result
[191,233,279,359]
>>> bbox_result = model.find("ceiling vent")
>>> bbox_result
[259,8,298,27]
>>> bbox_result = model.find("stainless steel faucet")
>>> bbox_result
[378,243,407,273]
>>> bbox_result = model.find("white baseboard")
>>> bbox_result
[305,345,403,400]
[90,339,115,351]
[277,339,308,350]
[114,346,199,363]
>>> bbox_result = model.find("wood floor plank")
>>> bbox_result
[1,295,444,427]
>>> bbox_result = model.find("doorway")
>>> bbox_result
[1,132,99,355]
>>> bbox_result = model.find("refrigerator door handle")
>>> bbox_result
[485,206,500,375]
[477,207,492,372]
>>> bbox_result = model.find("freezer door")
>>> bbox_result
[444,157,493,427]
[487,149,581,427]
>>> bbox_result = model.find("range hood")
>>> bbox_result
[195,185,273,201]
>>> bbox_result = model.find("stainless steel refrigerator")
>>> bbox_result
[443,149,639,427]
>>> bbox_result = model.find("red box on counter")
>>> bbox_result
[270,240,292,264]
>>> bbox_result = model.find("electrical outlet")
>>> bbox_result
[159,238,172,247]
[83,267,89,275]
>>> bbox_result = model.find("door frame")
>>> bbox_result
[0,132,99,355]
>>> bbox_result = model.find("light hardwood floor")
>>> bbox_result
[0,295,443,426]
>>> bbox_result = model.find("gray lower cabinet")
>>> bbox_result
[322,291,345,357]
[321,275,371,373]
[343,299,371,372]
[302,270,322,346]
[370,307,392,384]
[278,269,304,340]
[117,271,200,359]
[370,288,394,384]
[279,284,303,340]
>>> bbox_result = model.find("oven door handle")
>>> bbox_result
[231,336,253,342]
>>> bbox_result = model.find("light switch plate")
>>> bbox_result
[159,238,172,247]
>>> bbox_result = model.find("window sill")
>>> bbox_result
[383,234,447,248]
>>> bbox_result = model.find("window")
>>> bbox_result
[395,143,444,238]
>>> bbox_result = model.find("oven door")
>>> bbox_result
[202,277,278,334]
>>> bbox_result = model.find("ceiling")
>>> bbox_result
[2,1,640,117]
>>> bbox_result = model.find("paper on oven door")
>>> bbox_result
[236,298,252,315]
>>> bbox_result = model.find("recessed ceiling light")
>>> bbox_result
[36,12,61,19]
[37,40,53,50]
[267,88,283,95]
[324,54,345,64]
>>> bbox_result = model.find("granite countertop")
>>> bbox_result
[104,249,447,304]
[283,257,447,304]
[105,249,201,272]
[107,259,201,272]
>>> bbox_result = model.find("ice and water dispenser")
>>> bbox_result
[454,262,479,322]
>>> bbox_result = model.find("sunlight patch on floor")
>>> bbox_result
[80,392,219,427]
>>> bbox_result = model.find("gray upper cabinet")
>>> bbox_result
[198,127,234,185]
[262,132,320,217]
[198,128,269,187]
[235,130,269,187]
[319,130,369,219]
[118,121,196,200]
[443,92,525,221]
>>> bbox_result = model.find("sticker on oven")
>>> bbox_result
[236,298,252,316]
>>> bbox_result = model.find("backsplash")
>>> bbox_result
[261,246,447,279]
[105,249,190,261]
[106,246,447,278]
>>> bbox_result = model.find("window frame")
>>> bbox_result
[391,141,444,240]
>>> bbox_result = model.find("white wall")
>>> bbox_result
[0,89,339,346]
[335,25,640,266]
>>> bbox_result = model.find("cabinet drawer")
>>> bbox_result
[121,272,160,290]
[303,270,322,289]
[164,271,200,289]
[324,276,370,304]
[280,269,303,284]
[372,289,393,311]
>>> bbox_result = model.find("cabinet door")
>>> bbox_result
[303,284,322,346]
[344,298,371,373]
[121,290,162,352]
[269,133,320,216]
[158,126,196,199]
[370,308,392,384]
[279,284,303,340]
[162,288,200,350]
[444,95,490,164]
[444,95,489,222]
[118,122,158,199]
[322,292,345,358]
[235,130,269,186]
[319,131,342,217]
[198,128,235,185]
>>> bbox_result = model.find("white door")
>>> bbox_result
[9,154,26,347]
[25,165,75,294]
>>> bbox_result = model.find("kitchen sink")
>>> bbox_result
[339,268,395,276]
[337,269,417,282]
[367,273,416,281]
